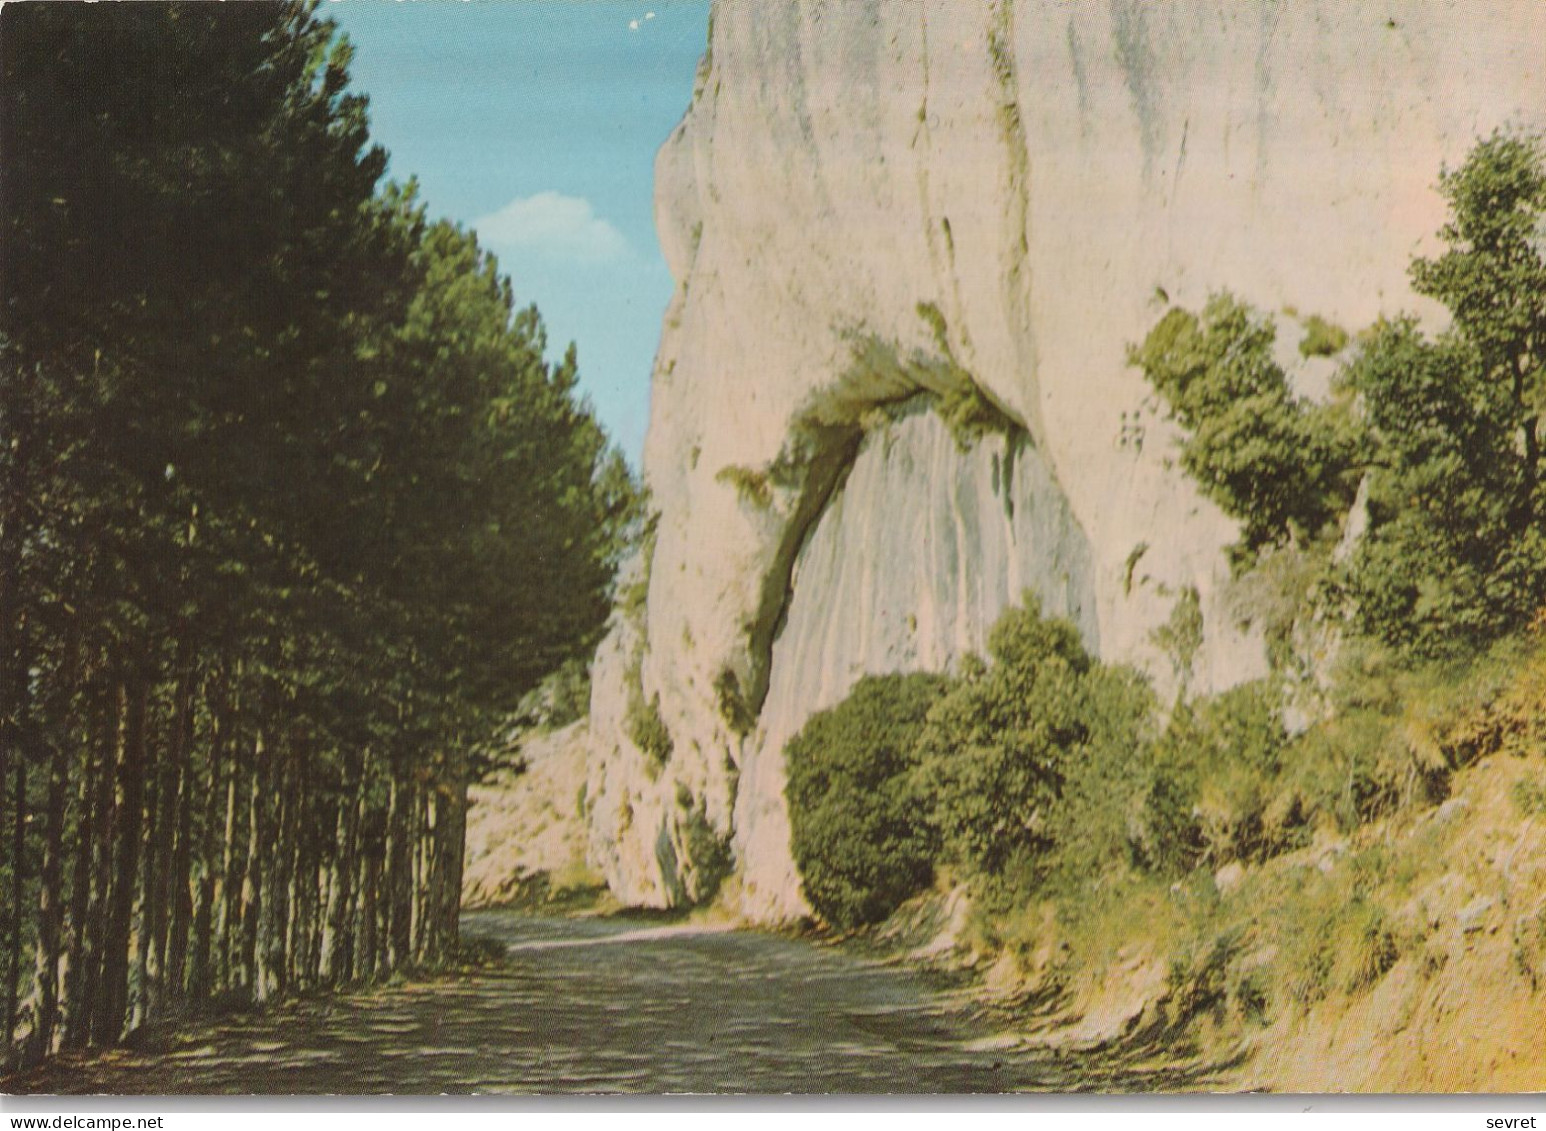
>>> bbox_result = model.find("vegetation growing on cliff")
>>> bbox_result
[625,677,674,775]
[1133,130,1546,658]
[914,303,1022,451]
[779,134,1546,1070]
[1128,295,1359,565]
[777,136,1546,1063]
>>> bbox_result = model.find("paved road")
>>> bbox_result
[10,911,1209,1094]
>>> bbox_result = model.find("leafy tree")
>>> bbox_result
[1410,131,1546,509]
[1345,132,1546,656]
[784,673,950,928]
[1129,295,1357,563]
[1040,662,1160,884]
[1341,322,1534,654]
[1130,132,1546,657]
[913,600,1095,884]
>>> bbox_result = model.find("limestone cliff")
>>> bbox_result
[583,0,1546,921]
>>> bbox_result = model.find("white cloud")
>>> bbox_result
[628,18,639,30]
[473,192,630,264]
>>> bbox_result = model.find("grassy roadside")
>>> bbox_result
[842,641,1546,1091]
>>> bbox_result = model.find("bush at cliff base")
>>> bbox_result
[784,672,950,929]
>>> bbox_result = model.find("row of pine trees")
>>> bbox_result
[0,2,632,1070]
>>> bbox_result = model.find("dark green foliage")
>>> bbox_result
[914,603,1093,883]
[1298,315,1349,359]
[713,668,756,738]
[1410,131,1546,403]
[785,600,1160,918]
[1144,682,1294,868]
[1341,320,1545,655]
[681,803,734,903]
[784,673,950,929]
[0,1,634,1068]
[1040,662,1161,885]
[1344,132,1546,657]
[1132,133,1546,657]
[1129,296,1358,563]
[625,673,674,774]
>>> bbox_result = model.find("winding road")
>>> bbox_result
[12,911,1210,1094]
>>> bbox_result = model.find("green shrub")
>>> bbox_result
[912,301,1021,451]
[1128,293,1359,564]
[1152,585,1204,686]
[934,379,1020,452]
[1281,893,1400,1006]
[1043,663,1161,886]
[1298,314,1349,358]
[783,672,952,928]
[681,803,733,903]
[1512,776,1546,818]
[1165,928,1240,1028]
[1332,900,1400,993]
[914,601,1094,883]
[714,667,757,737]
[1144,681,1294,868]
[1512,906,1546,990]
[716,463,773,509]
[624,661,673,773]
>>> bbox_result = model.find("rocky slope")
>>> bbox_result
[462,724,597,909]
[582,0,1546,921]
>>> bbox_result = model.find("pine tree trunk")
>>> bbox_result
[237,740,261,998]
[162,666,199,1004]
[4,731,27,1068]
[67,678,121,1049]
[28,709,72,1063]
[143,662,189,1019]
[187,672,229,1001]
[95,677,147,1045]
[439,742,469,961]
[0,361,31,1069]
[131,687,161,1031]
[218,703,247,997]
[324,785,360,986]
[61,680,107,1050]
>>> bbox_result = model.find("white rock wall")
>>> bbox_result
[584,0,1546,920]
[737,409,1100,914]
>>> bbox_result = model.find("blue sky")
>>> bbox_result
[326,0,712,466]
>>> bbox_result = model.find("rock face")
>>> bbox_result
[583,0,1546,921]
[462,723,593,909]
